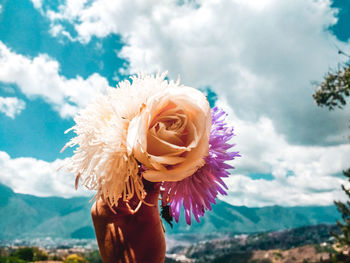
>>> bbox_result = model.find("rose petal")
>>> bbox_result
[150,122,185,147]
[143,121,210,181]
[149,154,186,165]
[147,132,189,156]
[129,85,211,181]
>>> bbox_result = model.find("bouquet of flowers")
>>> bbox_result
[62,72,240,225]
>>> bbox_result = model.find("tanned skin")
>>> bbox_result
[91,180,166,263]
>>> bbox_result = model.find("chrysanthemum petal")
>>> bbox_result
[161,107,240,224]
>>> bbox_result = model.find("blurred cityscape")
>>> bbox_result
[1,224,350,262]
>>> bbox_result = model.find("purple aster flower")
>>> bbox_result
[161,107,240,225]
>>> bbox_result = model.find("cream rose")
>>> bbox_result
[127,86,211,182]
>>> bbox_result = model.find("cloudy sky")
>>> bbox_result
[0,0,349,207]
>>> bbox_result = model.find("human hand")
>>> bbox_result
[91,180,166,263]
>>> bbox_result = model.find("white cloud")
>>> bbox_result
[29,0,350,206]
[31,0,42,9]
[0,96,25,118]
[43,0,350,144]
[221,174,348,207]
[218,99,350,206]
[0,41,111,118]
[0,151,92,198]
[0,4,2,14]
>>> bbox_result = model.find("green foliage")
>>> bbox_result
[12,247,33,262]
[248,260,271,263]
[313,64,350,110]
[84,250,102,263]
[273,251,283,260]
[0,248,26,263]
[32,247,48,261]
[313,244,337,254]
[50,254,63,261]
[331,252,350,263]
[332,169,350,246]
[0,247,51,263]
[3,256,26,263]
[313,62,350,247]
[63,254,88,263]
[211,251,254,263]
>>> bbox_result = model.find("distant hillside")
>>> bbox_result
[165,200,340,235]
[0,183,341,240]
[0,183,93,240]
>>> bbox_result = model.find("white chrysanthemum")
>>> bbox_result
[62,72,176,206]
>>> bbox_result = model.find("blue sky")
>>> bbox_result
[0,0,349,207]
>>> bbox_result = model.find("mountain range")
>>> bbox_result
[0,183,341,240]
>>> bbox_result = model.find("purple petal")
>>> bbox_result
[161,107,240,224]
